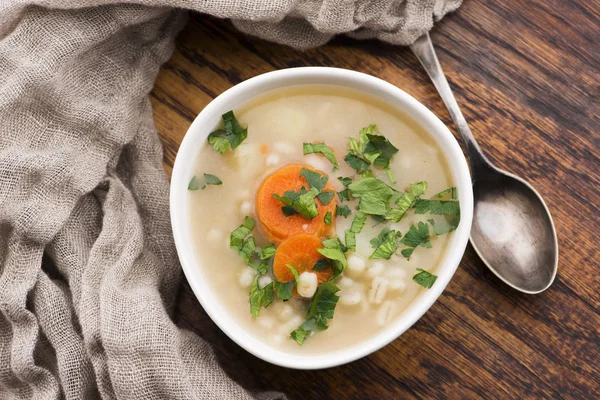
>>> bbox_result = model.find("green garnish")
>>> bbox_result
[370,230,401,259]
[300,168,328,191]
[324,211,332,226]
[413,268,438,289]
[338,177,352,187]
[274,281,294,301]
[414,199,460,216]
[281,206,297,216]
[344,125,399,182]
[290,282,340,345]
[317,238,347,278]
[312,258,330,271]
[230,216,255,257]
[303,143,339,171]
[370,227,390,249]
[260,244,276,260]
[286,264,301,285]
[347,177,397,216]
[239,236,256,263]
[386,181,427,222]
[207,111,248,153]
[345,212,367,251]
[272,187,319,219]
[317,190,335,205]
[188,176,200,191]
[433,187,457,200]
[249,276,274,318]
[400,222,432,259]
[337,189,351,202]
[335,205,351,218]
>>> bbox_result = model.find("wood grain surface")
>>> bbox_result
[151,1,600,398]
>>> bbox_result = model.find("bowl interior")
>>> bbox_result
[170,67,473,369]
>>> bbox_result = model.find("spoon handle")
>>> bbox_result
[410,33,490,173]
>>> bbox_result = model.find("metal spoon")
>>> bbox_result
[410,33,558,294]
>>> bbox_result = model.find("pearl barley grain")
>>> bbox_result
[367,261,385,278]
[297,272,318,298]
[347,254,367,277]
[266,153,280,166]
[239,267,256,288]
[240,200,252,216]
[207,228,222,242]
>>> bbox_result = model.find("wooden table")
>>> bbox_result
[151,1,599,398]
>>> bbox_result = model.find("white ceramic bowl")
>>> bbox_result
[170,67,473,370]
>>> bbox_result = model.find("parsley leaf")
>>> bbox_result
[317,190,335,205]
[290,282,340,345]
[230,216,255,254]
[274,281,294,301]
[400,222,432,259]
[188,176,200,191]
[273,187,319,219]
[249,277,274,318]
[414,199,460,216]
[345,212,367,251]
[344,153,371,175]
[413,268,438,289]
[303,143,339,171]
[364,133,399,168]
[338,177,352,187]
[348,177,397,216]
[344,125,399,180]
[370,227,390,249]
[337,189,351,202]
[433,187,457,200]
[300,168,328,192]
[335,205,351,218]
[317,238,347,278]
[260,244,276,260]
[370,230,401,259]
[207,111,248,153]
[286,264,301,286]
[386,181,427,222]
[324,211,332,226]
[428,217,460,235]
[281,206,298,216]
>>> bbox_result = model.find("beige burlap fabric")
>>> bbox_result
[0,1,461,398]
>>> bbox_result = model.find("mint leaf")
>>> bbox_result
[348,177,397,216]
[273,187,319,219]
[370,230,401,259]
[300,168,328,192]
[400,222,432,260]
[188,176,200,191]
[303,143,339,171]
[413,268,438,289]
[324,211,332,226]
[208,111,247,153]
[335,205,351,218]
[317,190,335,205]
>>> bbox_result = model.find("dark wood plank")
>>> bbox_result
[152,1,600,398]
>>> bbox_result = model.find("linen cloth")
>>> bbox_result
[0,0,461,398]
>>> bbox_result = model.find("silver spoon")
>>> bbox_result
[410,33,558,294]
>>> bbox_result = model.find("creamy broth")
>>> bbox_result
[188,86,455,354]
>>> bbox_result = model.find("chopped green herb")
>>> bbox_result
[274,281,294,301]
[370,227,390,249]
[344,153,371,175]
[335,204,351,218]
[385,167,396,184]
[239,236,256,263]
[248,259,268,275]
[317,190,335,205]
[312,258,330,272]
[249,277,273,318]
[260,244,276,260]
[188,176,200,191]
[400,222,432,259]
[428,217,460,235]
[230,216,255,253]
[413,268,438,289]
[207,111,248,153]
[345,212,367,251]
[324,211,332,226]
[433,187,458,200]
[344,125,399,179]
[337,177,353,187]
[203,173,222,186]
[281,206,298,216]
[300,168,328,192]
[337,189,351,202]
[317,238,347,278]
[370,230,401,259]
[286,264,301,286]
[386,181,427,222]
[414,199,460,216]
[290,282,340,345]
[303,143,339,171]
[272,187,319,219]
[348,177,397,216]
[363,132,399,168]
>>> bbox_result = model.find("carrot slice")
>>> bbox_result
[256,164,336,244]
[273,233,333,283]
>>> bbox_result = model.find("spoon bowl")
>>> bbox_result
[411,33,558,293]
[471,166,558,293]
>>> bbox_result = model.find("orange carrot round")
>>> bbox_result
[273,233,333,283]
[255,164,336,244]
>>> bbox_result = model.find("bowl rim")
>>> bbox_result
[170,67,474,370]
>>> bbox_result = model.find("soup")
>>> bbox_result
[188,86,460,353]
